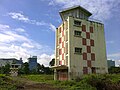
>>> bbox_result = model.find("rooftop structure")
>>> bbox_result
[59,5,92,21]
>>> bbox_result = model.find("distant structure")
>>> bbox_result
[10,64,21,76]
[107,60,115,68]
[0,58,23,67]
[28,56,37,70]
[53,5,108,80]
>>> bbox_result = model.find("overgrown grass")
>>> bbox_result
[1,74,120,90]
[0,74,17,90]
[21,74,54,83]
[22,74,120,90]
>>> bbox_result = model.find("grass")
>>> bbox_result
[21,74,96,90]
[21,74,54,83]
[21,74,120,90]
[1,74,120,90]
[0,74,17,90]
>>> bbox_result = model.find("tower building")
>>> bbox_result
[28,56,37,71]
[53,6,108,80]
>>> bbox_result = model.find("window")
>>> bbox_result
[74,20,81,26]
[75,47,82,54]
[92,67,96,74]
[74,31,81,37]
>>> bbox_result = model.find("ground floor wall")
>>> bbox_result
[54,69,68,80]
[54,66,108,81]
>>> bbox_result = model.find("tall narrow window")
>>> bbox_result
[66,31,68,41]
[66,43,68,54]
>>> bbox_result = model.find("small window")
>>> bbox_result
[75,47,82,54]
[74,20,81,26]
[74,31,81,37]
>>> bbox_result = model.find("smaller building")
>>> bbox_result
[0,58,23,67]
[107,60,115,68]
[10,64,21,76]
[28,56,37,71]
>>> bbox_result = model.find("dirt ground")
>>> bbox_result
[17,83,63,90]
[12,77,63,90]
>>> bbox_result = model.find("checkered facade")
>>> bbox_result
[55,17,107,78]
[57,21,68,66]
[82,25,96,74]
[56,21,97,74]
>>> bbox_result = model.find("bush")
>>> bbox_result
[0,75,17,90]
[82,74,120,90]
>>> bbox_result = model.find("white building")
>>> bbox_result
[53,6,108,80]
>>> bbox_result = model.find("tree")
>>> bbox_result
[4,64,10,75]
[49,58,55,66]
[108,66,120,74]
[18,62,29,74]
[0,64,10,75]
[37,63,53,74]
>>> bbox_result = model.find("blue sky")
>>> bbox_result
[0,0,120,66]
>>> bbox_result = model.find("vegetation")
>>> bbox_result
[108,66,120,74]
[0,62,53,75]
[0,74,17,90]
[49,58,55,66]
[1,59,120,90]
[0,64,10,75]
[1,74,120,90]
[21,74,120,90]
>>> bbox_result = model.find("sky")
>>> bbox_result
[0,0,120,66]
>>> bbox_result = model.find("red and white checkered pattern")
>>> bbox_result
[82,25,96,74]
[58,26,66,65]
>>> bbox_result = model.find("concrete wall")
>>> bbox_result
[68,16,108,79]
[55,16,108,80]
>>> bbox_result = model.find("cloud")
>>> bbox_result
[15,28,25,32]
[49,23,56,32]
[8,12,47,26]
[107,53,120,66]
[49,0,120,21]
[108,53,120,58]
[21,42,34,48]
[0,24,10,31]
[106,41,114,44]
[0,24,54,64]
[115,59,120,67]
[8,12,29,22]
[38,54,55,66]
[8,12,56,32]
